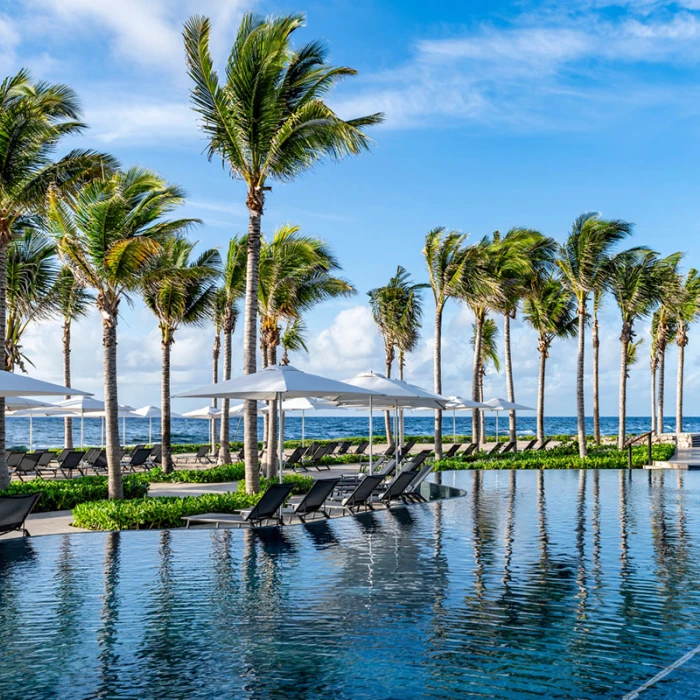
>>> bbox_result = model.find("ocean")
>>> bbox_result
[4,414,687,449]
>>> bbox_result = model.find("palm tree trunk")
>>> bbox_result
[618,323,630,450]
[472,313,483,447]
[103,313,123,499]
[657,345,666,435]
[592,309,601,445]
[479,369,485,441]
[212,332,220,454]
[161,338,173,473]
[434,304,443,457]
[0,244,8,490]
[576,304,587,458]
[384,352,393,445]
[650,361,657,435]
[243,198,262,494]
[218,323,232,465]
[63,319,73,449]
[537,340,546,445]
[504,313,517,446]
[677,330,687,434]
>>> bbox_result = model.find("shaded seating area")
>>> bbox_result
[0,493,42,537]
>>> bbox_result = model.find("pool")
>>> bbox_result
[1,469,700,699]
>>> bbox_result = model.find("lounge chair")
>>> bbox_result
[283,477,340,523]
[404,461,436,503]
[340,456,398,489]
[59,450,86,478]
[122,447,151,472]
[182,483,294,529]
[85,449,108,474]
[336,441,352,456]
[500,442,516,455]
[192,445,212,464]
[486,442,503,456]
[328,474,384,514]
[461,443,477,457]
[352,441,369,457]
[7,451,25,470]
[443,443,462,459]
[303,443,334,471]
[376,469,419,505]
[147,445,162,466]
[522,439,537,452]
[13,452,41,481]
[402,450,431,474]
[283,446,306,471]
[0,493,42,537]
[535,438,552,451]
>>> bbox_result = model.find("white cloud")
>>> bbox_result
[0,14,19,72]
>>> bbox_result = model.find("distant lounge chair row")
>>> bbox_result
[439,438,553,459]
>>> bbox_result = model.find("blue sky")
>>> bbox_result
[3,0,700,416]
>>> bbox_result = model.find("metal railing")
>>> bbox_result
[622,431,653,469]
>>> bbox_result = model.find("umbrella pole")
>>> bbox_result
[369,395,373,476]
[496,411,499,443]
[278,392,284,485]
[453,408,456,443]
[29,415,33,452]
[80,412,84,449]
[149,417,152,445]
[101,417,104,447]
[122,416,126,446]
[302,409,305,448]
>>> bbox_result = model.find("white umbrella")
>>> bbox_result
[279,397,342,448]
[416,395,489,443]
[6,407,72,451]
[133,405,183,444]
[177,365,382,483]
[182,405,222,453]
[56,397,135,447]
[482,397,535,441]
[338,371,449,472]
[4,397,54,411]
[0,370,91,397]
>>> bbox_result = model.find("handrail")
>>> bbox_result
[623,430,653,449]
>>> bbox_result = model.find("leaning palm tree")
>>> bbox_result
[651,307,676,436]
[184,13,383,494]
[49,167,196,499]
[557,213,632,457]
[280,319,308,365]
[650,321,660,435]
[218,237,246,465]
[0,70,115,488]
[143,237,221,472]
[423,227,466,458]
[259,225,355,477]
[471,318,500,440]
[368,266,424,444]
[608,249,678,448]
[674,269,700,433]
[522,276,577,446]
[54,265,93,448]
[5,227,58,371]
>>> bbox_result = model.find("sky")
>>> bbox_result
[2,0,700,416]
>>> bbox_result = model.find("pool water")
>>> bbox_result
[2,469,700,699]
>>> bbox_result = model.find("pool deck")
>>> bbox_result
[647,447,700,470]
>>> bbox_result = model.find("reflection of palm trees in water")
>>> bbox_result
[591,470,602,593]
[574,470,589,624]
[96,532,121,698]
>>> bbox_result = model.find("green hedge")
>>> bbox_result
[72,474,314,530]
[148,463,246,483]
[434,443,675,471]
[0,475,149,513]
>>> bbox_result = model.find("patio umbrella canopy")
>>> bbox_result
[481,397,535,441]
[182,406,222,453]
[133,405,183,444]
[177,365,383,482]
[415,395,489,442]
[0,371,91,397]
[6,407,71,451]
[4,397,54,411]
[279,397,342,447]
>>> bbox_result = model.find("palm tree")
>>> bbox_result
[259,225,355,476]
[0,70,115,489]
[5,227,58,371]
[280,319,308,365]
[557,213,632,457]
[491,229,555,446]
[471,318,500,440]
[368,266,424,444]
[522,276,577,445]
[49,167,196,499]
[674,269,700,433]
[218,237,246,465]
[54,265,93,448]
[423,227,466,458]
[143,237,221,472]
[210,290,226,451]
[650,323,660,435]
[608,249,678,448]
[652,307,676,436]
[184,13,382,494]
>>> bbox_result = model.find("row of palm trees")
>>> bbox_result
[370,219,695,459]
[0,12,383,496]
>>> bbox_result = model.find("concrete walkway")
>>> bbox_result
[648,447,700,470]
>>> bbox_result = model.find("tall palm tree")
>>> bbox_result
[652,307,676,436]
[591,262,613,446]
[184,13,382,494]
[218,237,246,465]
[0,70,115,489]
[143,237,221,472]
[471,318,500,439]
[259,225,354,476]
[368,266,425,444]
[49,167,196,499]
[674,269,700,433]
[423,227,466,458]
[54,265,93,448]
[608,249,677,448]
[557,213,632,457]
[210,290,227,450]
[280,319,307,365]
[650,323,660,435]
[522,276,577,445]
[491,229,555,446]
[5,227,58,371]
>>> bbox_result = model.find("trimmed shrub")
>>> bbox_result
[0,475,149,513]
[148,463,245,483]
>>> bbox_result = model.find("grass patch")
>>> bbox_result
[0,475,149,513]
[434,443,675,471]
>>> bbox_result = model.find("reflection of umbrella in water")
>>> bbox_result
[481,397,535,442]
